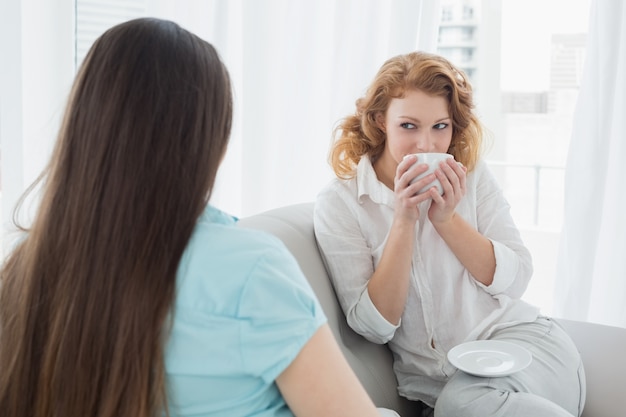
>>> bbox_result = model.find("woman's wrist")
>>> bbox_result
[430,211,457,231]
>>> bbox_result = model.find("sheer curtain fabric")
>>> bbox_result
[555,0,626,328]
[148,0,442,216]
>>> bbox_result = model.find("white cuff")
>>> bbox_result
[481,239,519,294]
[348,287,400,344]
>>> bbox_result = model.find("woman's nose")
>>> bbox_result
[414,131,433,153]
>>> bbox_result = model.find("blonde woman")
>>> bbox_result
[314,51,586,417]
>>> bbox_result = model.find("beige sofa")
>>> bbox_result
[238,202,626,417]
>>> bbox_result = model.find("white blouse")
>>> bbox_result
[313,155,540,407]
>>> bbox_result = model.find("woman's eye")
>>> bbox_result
[433,122,448,130]
[400,122,416,129]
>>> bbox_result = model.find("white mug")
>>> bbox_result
[406,152,453,195]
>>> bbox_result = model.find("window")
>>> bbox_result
[438,0,591,314]
[76,0,147,68]
[462,5,474,20]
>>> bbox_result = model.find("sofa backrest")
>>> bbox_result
[238,202,423,416]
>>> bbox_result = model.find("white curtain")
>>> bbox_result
[555,0,626,328]
[148,0,442,217]
[1,0,440,253]
[0,0,76,255]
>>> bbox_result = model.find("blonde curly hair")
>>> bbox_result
[330,51,483,179]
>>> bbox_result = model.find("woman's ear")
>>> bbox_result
[375,112,386,132]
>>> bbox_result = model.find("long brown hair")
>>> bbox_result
[0,18,232,417]
[330,51,483,179]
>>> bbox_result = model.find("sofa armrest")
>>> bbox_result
[556,318,626,417]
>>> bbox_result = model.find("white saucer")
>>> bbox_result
[447,340,532,377]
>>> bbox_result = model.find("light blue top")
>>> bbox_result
[165,205,327,417]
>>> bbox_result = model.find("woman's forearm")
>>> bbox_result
[432,213,496,286]
[366,218,416,325]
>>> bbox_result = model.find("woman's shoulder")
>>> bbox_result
[470,159,502,187]
[316,176,358,208]
[467,158,488,175]
[319,175,356,194]
[182,205,296,283]
[193,205,285,252]
[176,205,311,314]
